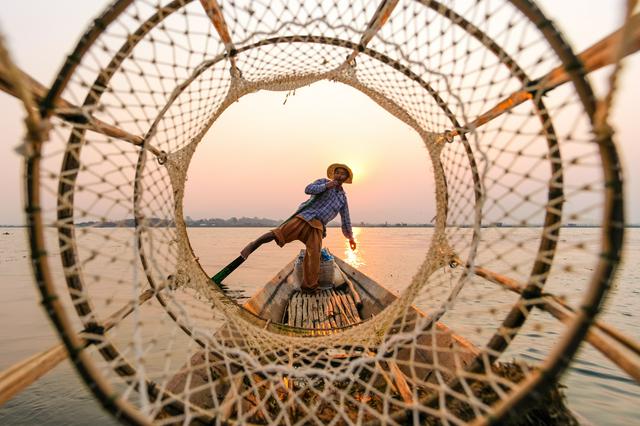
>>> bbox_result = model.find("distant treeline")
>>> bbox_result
[58,217,632,228]
[73,217,435,228]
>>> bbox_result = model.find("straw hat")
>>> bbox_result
[327,163,353,184]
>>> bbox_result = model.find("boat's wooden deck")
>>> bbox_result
[284,288,361,329]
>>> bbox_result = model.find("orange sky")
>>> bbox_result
[0,1,638,225]
[183,82,434,223]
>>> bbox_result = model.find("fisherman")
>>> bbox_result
[240,163,357,294]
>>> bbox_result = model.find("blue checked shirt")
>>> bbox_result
[297,178,353,239]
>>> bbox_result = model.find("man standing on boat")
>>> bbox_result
[240,163,357,294]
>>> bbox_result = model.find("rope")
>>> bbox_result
[2,0,634,424]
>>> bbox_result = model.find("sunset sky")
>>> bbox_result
[0,1,638,225]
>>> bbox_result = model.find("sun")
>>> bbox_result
[345,161,366,183]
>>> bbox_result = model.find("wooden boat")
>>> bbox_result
[165,252,470,413]
[165,252,576,424]
[243,252,479,365]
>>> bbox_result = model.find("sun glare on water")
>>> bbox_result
[344,227,364,268]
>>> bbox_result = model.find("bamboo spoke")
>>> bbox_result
[453,256,640,381]
[0,286,161,406]
[0,60,165,155]
[386,361,414,405]
[0,345,67,406]
[542,297,640,382]
[344,0,399,65]
[448,13,640,138]
[219,373,245,418]
[199,0,240,75]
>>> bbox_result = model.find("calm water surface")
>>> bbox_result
[0,227,638,425]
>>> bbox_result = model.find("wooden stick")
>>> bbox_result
[344,0,400,65]
[542,297,640,382]
[345,294,361,323]
[341,292,361,323]
[333,293,351,324]
[0,287,159,406]
[284,299,291,324]
[386,361,414,405]
[337,266,363,308]
[219,373,245,418]
[311,296,321,330]
[295,294,303,328]
[337,293,358,324]
[0,345,67,406]
[456,256,640,356]
[455,256,640,381]
[303,294,311,329]
[323,297,333,330]
[329,296,345,328]
[0,60,154,150]
[448,12,640,138]
[198,0,240,74]
[0,34,42,145]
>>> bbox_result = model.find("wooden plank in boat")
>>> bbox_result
[310,296,317,329]
[343,292,354,323]
[289,294,297,328]
[321,292,333,330]
[284,297,291,324]
[324,290,334,316]
[328,295,343,327]
[294,294,303,328]
[332,292,350,326]
[284,289,363,330]
[323,294,332,330]
[344,291,360,320]
[314,296,323,330]
[319,294,327,329]
[289,293,297,327]
[337,293,357,324]
[304,295,313,328]
[327,292,342,326]
[311,296,318,330]
[301,295,309,328]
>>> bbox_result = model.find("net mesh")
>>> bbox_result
[7,0,631,424]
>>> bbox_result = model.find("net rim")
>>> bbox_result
[20,0,626,423]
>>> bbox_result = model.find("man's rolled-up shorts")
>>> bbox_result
[272,215,323,290]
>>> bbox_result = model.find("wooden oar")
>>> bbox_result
[211,255,245,284]
[211,255,248,301]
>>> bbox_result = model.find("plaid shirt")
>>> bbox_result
[297,178,353,239]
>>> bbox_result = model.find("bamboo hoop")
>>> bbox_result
[0,0,636,423]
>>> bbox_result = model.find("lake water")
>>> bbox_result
[0,227,638,425]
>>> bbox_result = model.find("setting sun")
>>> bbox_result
[344,162,367,184]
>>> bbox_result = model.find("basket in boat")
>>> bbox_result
[293,248,339,286]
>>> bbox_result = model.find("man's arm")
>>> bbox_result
[340,201,356,250]
[305,178,330,195]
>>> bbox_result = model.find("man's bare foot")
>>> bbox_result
[240,240,258,259]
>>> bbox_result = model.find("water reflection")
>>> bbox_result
[344,227,364,268]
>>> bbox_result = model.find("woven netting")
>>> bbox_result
[12,0,628,424]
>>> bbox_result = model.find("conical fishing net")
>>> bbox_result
[3,0,636,424]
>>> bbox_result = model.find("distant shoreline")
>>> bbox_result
[2,223,639,229]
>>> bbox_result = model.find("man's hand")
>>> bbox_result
[349,238,357,251]
[326,179,342,189]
